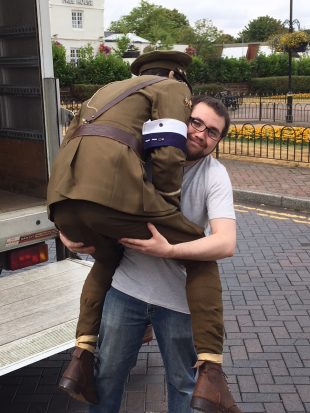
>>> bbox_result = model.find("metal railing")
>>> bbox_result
[61,99,81,114]
[216,93,310,124]
[61,99,310,163]
[219,123,310,163]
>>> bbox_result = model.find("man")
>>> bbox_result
[48,50,196,404]
[60,95,242,413]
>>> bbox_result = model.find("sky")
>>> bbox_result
[104,0,310,37]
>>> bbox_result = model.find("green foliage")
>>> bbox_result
[190,19,223,58]
[108,0,193,46]
[52,41,131,87]
[187,56,209,84]
[210,58,252,82]
[296,57,310,75]
[249,76,310,93]
[215,34,237,44]
[75,53,131,85]
[238,15,285,42]
[114,35,131,57]
[52,41,66,63]
[70,84,103,101]
[192,83,227,96]
[52,41,77,87]
[187,54,310,89]
[78,43,95,61]
[250,53,292,77]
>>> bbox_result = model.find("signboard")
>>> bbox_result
[62,0,94,6]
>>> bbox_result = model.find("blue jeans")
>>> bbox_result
[89,287,197,413]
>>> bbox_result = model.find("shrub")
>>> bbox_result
[249,76,310,93]
[52,41,77,87]
[187,56,209,84]
[192,83,227,96]
[70,84,103,101]
[75,53,131,85]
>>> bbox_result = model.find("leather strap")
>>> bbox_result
[71,124,143,157]
[85,77,166,123]
[69,77,167,158]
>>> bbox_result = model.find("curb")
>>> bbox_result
[233,189,310,213]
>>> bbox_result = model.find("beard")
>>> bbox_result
[186,137,219,160]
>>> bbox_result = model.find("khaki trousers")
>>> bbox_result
[53,199,223,355]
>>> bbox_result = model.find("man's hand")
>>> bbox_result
[59,232,96,255]
[119,223,174,258]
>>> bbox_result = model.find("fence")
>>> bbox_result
[219,123,310,163]
[61,99,310,164]
[62,95,310,124]
[231,101,310,124]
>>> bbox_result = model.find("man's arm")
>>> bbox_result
[119,218,236,261]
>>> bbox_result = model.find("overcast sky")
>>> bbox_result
[104,0,310,37]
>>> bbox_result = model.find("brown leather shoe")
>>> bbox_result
[59,347,98,405]
[142,324,153,344]
[191,361,242,413]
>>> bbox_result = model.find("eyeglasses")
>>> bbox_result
[189,117,221,141]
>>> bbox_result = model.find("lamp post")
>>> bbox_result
[283,0,301,123]
[285,0,293,123]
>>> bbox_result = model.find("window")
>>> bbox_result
[72,10,83,29]
[70,48,81,64]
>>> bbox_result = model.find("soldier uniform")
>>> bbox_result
[47,51,226,411]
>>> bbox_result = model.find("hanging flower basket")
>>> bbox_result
[290,42,308,53]
[279,31,310,53]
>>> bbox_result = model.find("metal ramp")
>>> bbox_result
[0,259,92,375]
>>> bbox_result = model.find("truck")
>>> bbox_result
[0,0,90,375]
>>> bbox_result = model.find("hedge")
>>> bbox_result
[249,76,310,93]
[70,84,103,101]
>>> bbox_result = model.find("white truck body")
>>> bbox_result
[0,0,63,267]
[0,0,91,374]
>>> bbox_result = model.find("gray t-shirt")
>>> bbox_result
[112,155,236,314]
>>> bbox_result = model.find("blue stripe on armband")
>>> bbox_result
[143,132,187,154]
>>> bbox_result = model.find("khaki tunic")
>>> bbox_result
[47,75,192,218]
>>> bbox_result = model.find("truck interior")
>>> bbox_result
[0,0,48,214]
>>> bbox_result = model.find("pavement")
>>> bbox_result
[1,157,310,413]
[220,157,310,213]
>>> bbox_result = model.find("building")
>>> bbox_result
[220,42,272,60]
[49,0,104,63]
[104,32,150,55]
[220,42,309,59]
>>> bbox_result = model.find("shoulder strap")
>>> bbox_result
[85,77,167,123]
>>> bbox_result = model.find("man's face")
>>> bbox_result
[186,102,225,160]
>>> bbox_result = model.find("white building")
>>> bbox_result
[49,0,104,63]
[221,42,273,59]
[104,32,150,55]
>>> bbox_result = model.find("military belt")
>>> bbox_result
[71,124,143,158]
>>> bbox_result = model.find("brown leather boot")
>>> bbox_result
[191,361,243,413]
[142,324,153,344]
[59,347,98,405]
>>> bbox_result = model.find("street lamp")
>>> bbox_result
[283,0,300,123]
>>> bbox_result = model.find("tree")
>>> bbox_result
[52,41,77,87]
[189,19,223,58]
[114,35,131,57]
[215,33,237,44]
[109,0,193,47]
[238,15,285,42]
